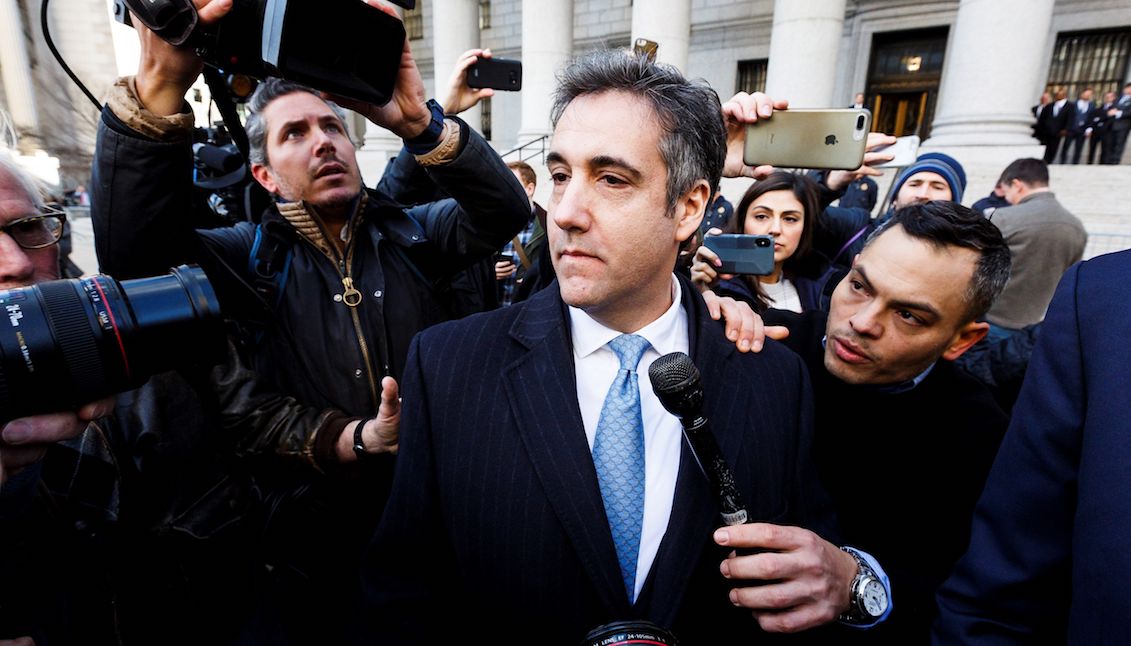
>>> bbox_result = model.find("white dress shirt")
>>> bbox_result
[569,274,688,603]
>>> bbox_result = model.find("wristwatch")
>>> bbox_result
[404,99,446,153]
[839,546,890,625]
[352,415,377,460]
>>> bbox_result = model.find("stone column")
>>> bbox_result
[924,0,1053,161]
[764,0,847,108]
[0,0,42,150]
[630,0,691,72]
[432,0,482,131]
[518,0,572,143]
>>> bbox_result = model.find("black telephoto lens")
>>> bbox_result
[0,265,224,422]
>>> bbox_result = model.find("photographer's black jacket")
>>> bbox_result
[91,105,529,465]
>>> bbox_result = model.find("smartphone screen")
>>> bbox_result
[703,234,775,275]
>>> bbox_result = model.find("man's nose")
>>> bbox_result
[550,180,591,232]
[0,234,36,289]
[848,302,883,338]
[313,128,336,154]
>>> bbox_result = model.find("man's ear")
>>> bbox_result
[942,320,989,361]
[674,180,710,243]
[251,163,278,195]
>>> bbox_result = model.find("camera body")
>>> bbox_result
[116,0,410,105]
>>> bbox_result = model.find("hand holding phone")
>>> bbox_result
[467,58,523,91]
[743,109,871,170]
[873,135,920,168]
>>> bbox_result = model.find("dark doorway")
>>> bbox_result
[865,27,949,139]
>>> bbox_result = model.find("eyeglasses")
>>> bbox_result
[0,205,66,249]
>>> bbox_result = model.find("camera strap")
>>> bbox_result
[248,220,297,312]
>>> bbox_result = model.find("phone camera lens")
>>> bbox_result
[757,238,770,247]
[856,115,865,129]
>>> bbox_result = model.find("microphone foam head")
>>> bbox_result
[648,351,703,418]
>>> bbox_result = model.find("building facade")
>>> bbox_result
[351,0,1131,182]
[0,0,118,187]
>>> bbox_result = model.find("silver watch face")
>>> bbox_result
[861,579,889,617]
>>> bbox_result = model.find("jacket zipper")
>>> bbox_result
[306,205,381,411]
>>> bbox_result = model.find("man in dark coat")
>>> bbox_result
[362,50,892,644]
[764,201,1012,644]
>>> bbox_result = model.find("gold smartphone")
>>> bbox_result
[743,109,871,170]
[633,38,658,62]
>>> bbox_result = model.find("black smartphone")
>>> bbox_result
[467,58,523,91]
[703,234,775,275]
[495,252,515,265]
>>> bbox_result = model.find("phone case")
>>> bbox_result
[467,58,523,91]
[743,109,871,171]
[703,235,776,276]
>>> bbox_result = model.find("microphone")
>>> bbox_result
[648,351,748,527]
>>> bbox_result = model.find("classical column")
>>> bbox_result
[518,0,572,143]
[432,0,482,131]
[764,0,847,108]
[0,0,42,150]
[925,0,1053,159]
[630,0,691,72]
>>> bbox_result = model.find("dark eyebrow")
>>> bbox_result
[855,265,942,321]
[589,155,643,182]
[544,151,643,183]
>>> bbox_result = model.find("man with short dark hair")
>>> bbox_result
[764,201,1012,644]
[986,157,1086,337]
[90,2,531,641]
[362,50,891,643]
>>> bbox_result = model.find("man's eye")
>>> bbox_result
[284,130,302,140]
[325,124,342,134]
[850,280,864,291]
[600,175,626,186]
[896,310,923,325]
[550,172,569,184]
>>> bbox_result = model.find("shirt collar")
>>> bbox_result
[569,274,686,360]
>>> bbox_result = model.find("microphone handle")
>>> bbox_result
[680,415,768,561]
[680,415,748,526]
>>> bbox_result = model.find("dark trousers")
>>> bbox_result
[1108,128,1130,164]
[1059,131,1087,164]
[1043,136,1062,163]
[1087,132,1107,164]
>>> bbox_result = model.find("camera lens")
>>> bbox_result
[756,237,771,247]
[856,115,866,129]
[0,265,224,421]
[582,620,679,646]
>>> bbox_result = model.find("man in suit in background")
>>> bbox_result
[1087,91,1117,164]
[1105,82,1131,164]
[361,50,891,643]
[1038,90,1070,163]
[1058,88,1093,165]
[934,248,1131,643]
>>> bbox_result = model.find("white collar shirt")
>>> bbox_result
[568,274,688,603]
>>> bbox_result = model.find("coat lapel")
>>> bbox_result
[501,283,630,614]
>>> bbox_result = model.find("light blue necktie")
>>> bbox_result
[592,333,650,602]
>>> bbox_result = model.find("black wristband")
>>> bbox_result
[353,415,378,459]
[404,99,445,154]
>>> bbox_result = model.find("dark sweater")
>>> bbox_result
[764,309,1008,644]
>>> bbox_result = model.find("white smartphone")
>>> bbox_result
[874,135,921,168]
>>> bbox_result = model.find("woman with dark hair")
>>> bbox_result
[691,170,826,313]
